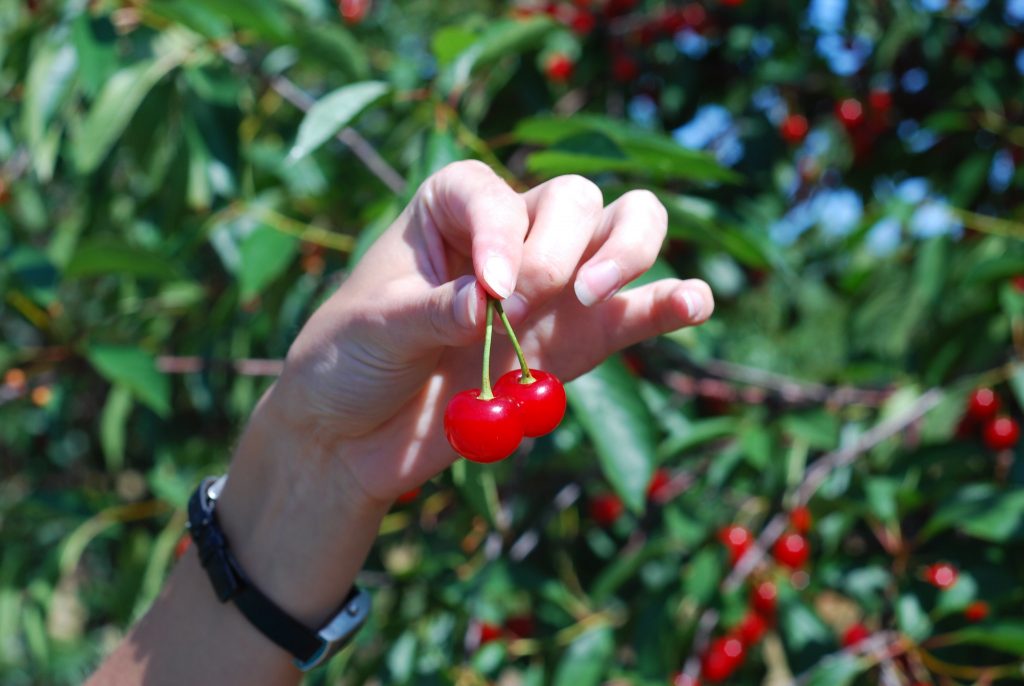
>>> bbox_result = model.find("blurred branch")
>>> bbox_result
[156,356,284,376]
[953,208,1024,239]
[792,632,908,686]
[217,43,407,195]
[665,357,894,407]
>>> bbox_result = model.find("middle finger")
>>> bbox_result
[503,175,605,322]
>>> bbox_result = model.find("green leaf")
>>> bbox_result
[896,594,931,641]
[445,17,558,92]
[517,114,740,183]
[965,255,1024,285]
[64,241,184,281]
[566,357,657,513]
[86,345,170,417]
[802,654,865,686]
[22,35,77,179]
[72,33,193,173]
[947,622,1024,656]
[683,548,721,605]
[238,226,299,301]
[286,81,390,162]
[552,626,614,686]
[921,484,1024,543]
[656,417,740,460]
[660,192,771,267]
[781,602,832,653]
[99,385,133,473]
[780,411,839,451]
[865,477,899,524]
[291,23,370,80]
[154,0,291,42]
[432,26,478,65]
[450,460,500,529]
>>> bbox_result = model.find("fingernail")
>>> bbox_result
[681,289,704,321]
[574,260,622,307]
[454,277,479,329]
[483,254,515,299]
[501,293,528,324]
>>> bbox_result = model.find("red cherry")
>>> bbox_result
[751,580,777,616]
[719,525,753,565]
[337,0,370,24]
[966,388,1000,421]
[983,416,1020,451]
[780,114,809,145]
[174,534,192,560]
[444,390,523,463]
[736,612,768,646]
[682,3,707,29]
[964,601,989,622]
[842,623,870,648]
[493,369,566,437]
[1013,275,1024,292]
[545,53,575,82]
[590,493,624,527]
[478,621,503,645]
[701,636,745,682]
[789,506,812,534]
[647,468,672,502]
[868,89,892,113]
[505,614,535,638]
[659,10,687,34]
[772,532,809,569]
[925,562,958,589]
[612,54,640,82]
[604,0,639,17]
[569,9,596,34]
[835,98,864,130]
[396,487,421,505]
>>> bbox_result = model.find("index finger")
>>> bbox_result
[419,160,529,299]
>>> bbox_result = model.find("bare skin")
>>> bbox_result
[88,162,714,686]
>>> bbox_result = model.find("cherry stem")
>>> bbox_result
[479,299,495,400]
[493,299,534,384]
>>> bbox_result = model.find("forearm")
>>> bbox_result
[88,387,390,686]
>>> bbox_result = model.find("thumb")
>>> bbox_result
[385,275,488,355]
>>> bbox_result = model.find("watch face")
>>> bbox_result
[317,588,371,643]
[294,588,371,671]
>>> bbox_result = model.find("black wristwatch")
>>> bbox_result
[187,475,371,671]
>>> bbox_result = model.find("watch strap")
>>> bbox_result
[186,476,359,668]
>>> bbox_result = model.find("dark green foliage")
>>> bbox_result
[1,1,1023,684]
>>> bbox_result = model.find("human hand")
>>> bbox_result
[269,161,714,503]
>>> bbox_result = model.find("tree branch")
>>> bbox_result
[218,43,407,195]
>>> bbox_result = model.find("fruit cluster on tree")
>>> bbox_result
[1,0,1024,684]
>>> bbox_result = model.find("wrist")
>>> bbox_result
[213,385,389,628]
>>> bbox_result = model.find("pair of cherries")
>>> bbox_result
[444,298,566,463]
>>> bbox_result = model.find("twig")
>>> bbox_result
[508,482,581,561]
[666,357,895,407]
[156,356,284,376]
[218,43,407,195]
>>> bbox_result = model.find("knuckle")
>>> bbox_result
[621,189,668,232]
[529,252,573,292]
[549,175,603,214]
[440,159,492,180]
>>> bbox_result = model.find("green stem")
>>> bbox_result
[479,300,495,400]
[493,300,534,384]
